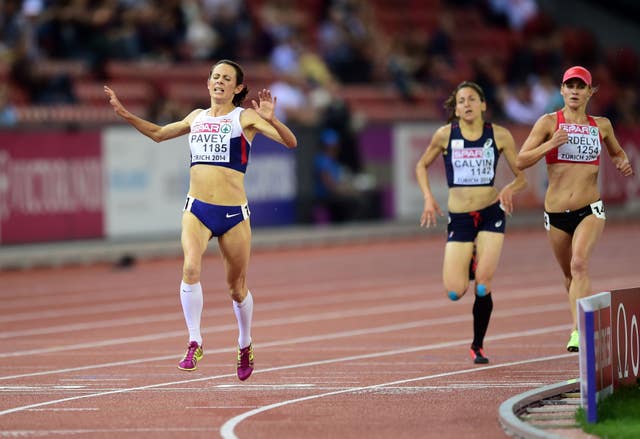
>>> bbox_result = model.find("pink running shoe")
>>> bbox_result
[236,344,254,381]
[178,341,203,371]
[469,345,489,364]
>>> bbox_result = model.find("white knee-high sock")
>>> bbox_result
[233,291,253,349]
[180,281,203,345]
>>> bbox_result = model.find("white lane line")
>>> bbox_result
[0,285,429,339]
[27,408,98,412]
[215,384,315,389]
[0,297,178,324]
[1,269,579,337]
[0,302,568,380]
[0,428,214,436]
[3,267,631,317]
[0,284,567,357]
[0,324,571,417]
[219,352,575,439]
[0,385,85,391]
[0,275,427,319]
[359,383,550,390]
[59,379,129,382]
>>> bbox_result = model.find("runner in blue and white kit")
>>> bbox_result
[416,81,527,364]
[105,60,297,380]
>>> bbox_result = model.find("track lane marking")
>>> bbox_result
[0,284,568,357]
[0,285,432,338]
[0,324,571,417]
[0,302,569,380]
[219,352,576,439]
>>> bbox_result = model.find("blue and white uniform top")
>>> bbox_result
[188,106,251,174]
[443,122,500,187]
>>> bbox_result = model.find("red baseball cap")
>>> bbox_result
[562,66,592,85]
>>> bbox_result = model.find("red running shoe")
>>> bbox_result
[469,345,489,364]
[237,344,254,381]
[178,341,203,371]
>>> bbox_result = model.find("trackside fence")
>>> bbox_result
[578,287,640,422]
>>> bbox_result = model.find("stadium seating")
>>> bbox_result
[5,2,632,127]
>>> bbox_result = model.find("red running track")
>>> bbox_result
[0,222,638,438]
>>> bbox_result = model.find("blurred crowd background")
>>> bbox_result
[1,0,639,246]
[1,0,639,128]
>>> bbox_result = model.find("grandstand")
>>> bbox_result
[1,1,637,127]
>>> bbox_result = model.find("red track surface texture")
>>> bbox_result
[1,222,638,438]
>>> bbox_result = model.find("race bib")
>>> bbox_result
[451,147,495,185]
[558,123,601,162]
[590,200,606,219]
[190,120,233,163]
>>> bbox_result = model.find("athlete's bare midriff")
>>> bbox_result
[545,162,600,212]
[188,164,246,205]
[448,186,499,213]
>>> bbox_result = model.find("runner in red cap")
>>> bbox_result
[562,66,592,85]
[516,66,634,352]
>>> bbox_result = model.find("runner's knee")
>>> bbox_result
[570,255,588,278]
[229,288,247,303]
[227,274,247,302]
[182,261,201,284]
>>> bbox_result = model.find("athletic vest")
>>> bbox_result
[545,110,601,165]
[189,106,251,173]
[443,122,500,187]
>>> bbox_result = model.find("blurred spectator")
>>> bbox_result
[257,0,307,50]
[182,0,218,60]
[267,30,337,125]
[604,84,640,128]
[487,0,538,31]
[248,11,276,59]
[561,26,598,68]
[298,44,335,90]
[148,92,188,125]
[10,43,76,105]
[499,80,537,124]
[132,1,186,61]
[201,0,245,22]
[471,54,507,120]
[0,0,636,140]
[268,71,317,124]
[316,81,364,173]
[313,128,376,223]
[0,0,26,58]
[426,9,455,68]
[423,54,456,95]
[499,75,560,125]
[538,73,564,112]
[34,0,125,70]
[201,0,251,60]
[269,30,301,75]
[386,31,428,101]
[316,0,375,83]
[0,84,18,127]
[506,13,563,84]
[606,47,639,84]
